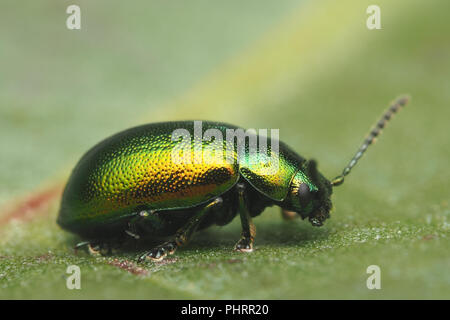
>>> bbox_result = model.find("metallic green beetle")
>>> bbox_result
[58,96,409,261]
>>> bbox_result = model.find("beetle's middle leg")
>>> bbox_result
[234,183,256,253]
[138,197,223,262]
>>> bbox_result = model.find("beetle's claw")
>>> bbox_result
[138,241,177,262]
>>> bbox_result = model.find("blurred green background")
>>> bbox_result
[0,0,449,299]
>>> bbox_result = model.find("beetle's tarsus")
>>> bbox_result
[234,237,253,252]
[139,241,177,262]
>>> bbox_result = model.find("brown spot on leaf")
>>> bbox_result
[226,258,243,264]
[35,253,53,262]
[0,184,63,225]
[107,258,149,276]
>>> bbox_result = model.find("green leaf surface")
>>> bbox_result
[1,0,449,299]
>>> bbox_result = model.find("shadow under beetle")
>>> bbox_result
[58,96,409,261]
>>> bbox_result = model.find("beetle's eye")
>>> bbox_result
[298,183,312,208]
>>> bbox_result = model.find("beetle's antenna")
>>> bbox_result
[331,95,410,187]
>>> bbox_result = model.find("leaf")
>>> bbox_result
[1,0,449,299]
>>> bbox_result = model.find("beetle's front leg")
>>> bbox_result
[234,183,256,253]
[138,197,223,262]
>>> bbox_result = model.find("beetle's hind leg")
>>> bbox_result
[138,197,223,262]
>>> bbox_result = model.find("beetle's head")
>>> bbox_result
[285,160,333,226]
[283,96,410,225]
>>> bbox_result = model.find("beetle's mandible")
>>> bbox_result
[58,96,410,261]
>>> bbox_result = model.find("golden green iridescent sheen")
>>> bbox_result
[58,121,315,232]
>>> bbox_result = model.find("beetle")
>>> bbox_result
[58,96,409,261]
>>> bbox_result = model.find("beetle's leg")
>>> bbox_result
[126,210,154,240]
[234,183,256,253]
[74,241,90,250]
[74,241,94,255]
[138,197,223,262]
[74,241,101,255]
[88,243,102,256]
